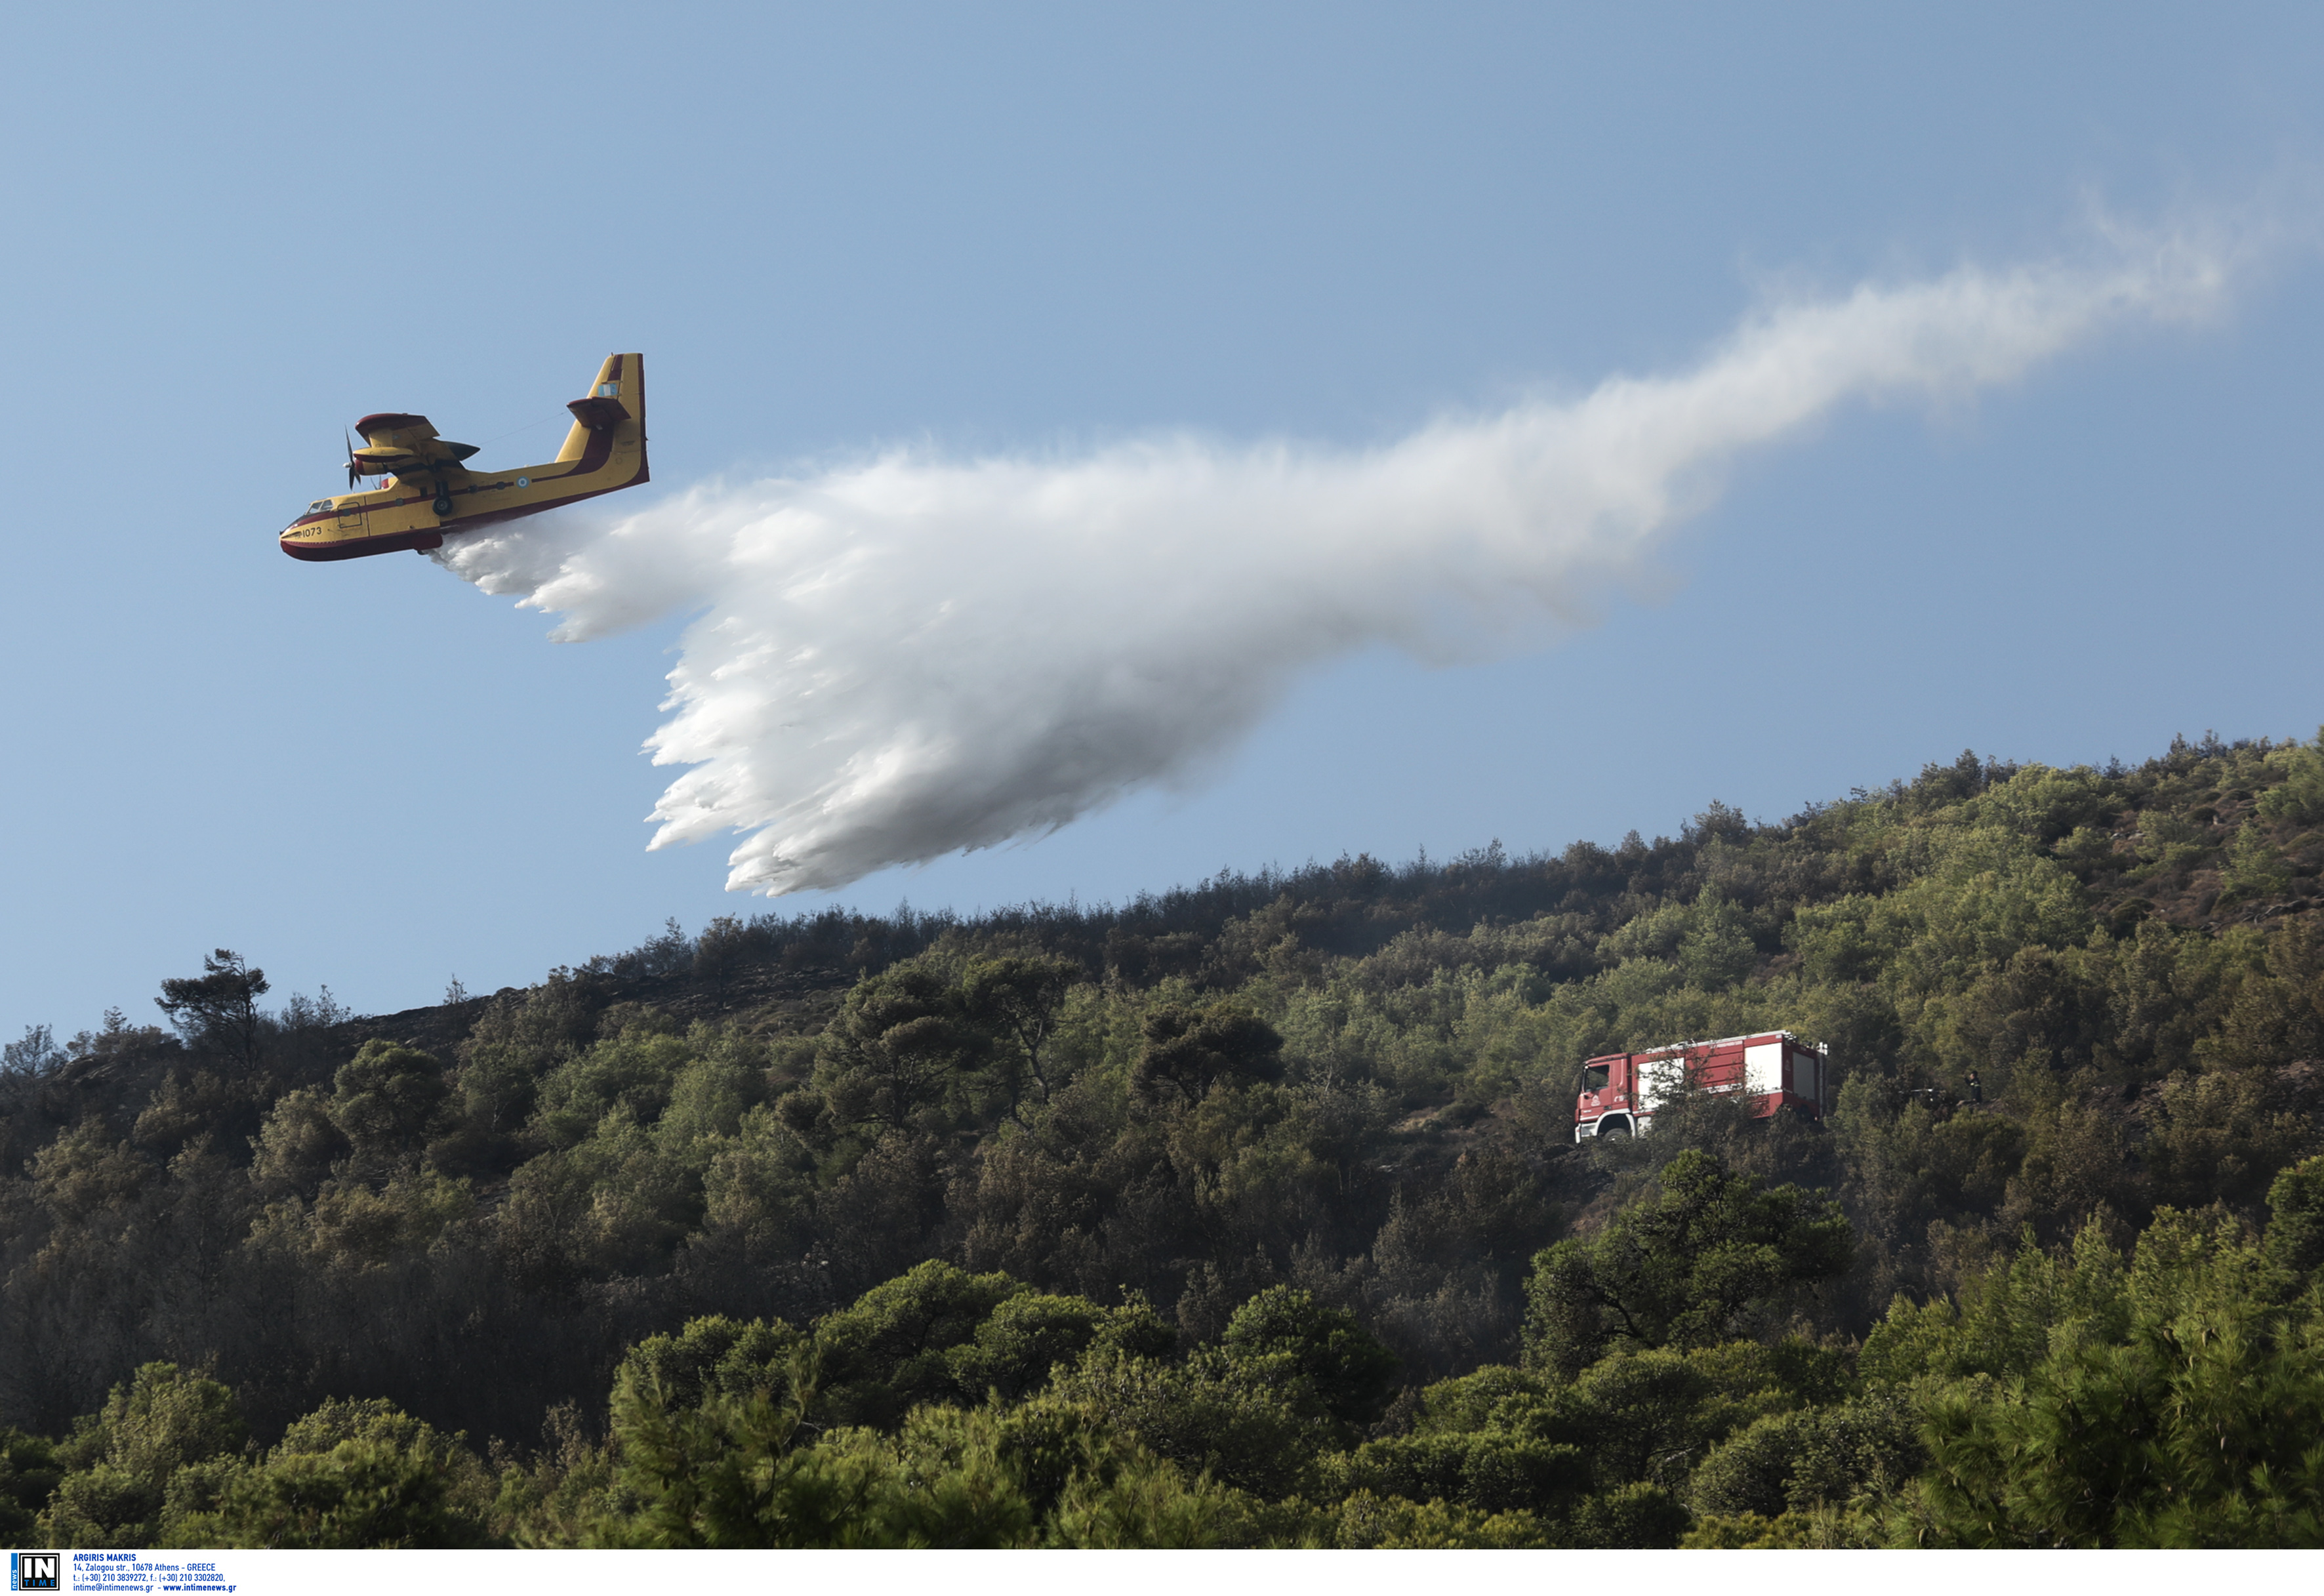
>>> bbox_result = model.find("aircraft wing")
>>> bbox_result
[351,411,480,475]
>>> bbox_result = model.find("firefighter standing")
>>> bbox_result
[1967,1069,1984,1104]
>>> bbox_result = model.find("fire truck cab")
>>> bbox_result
[1573,1030,1829,1141]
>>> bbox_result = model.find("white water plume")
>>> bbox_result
[434,233,2238,894]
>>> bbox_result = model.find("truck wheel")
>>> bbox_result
[1599,1120,1631,1141]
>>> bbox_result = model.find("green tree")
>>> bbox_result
[810,1261,1028,1429]
[1322,1428,1588,1517]
[155,950,270,1071]
[2256,733,2324,825]
[201,1441,462,1548]
[1678,891,1759,990]
[617,1316,808,1420]
[1494,1340,1828,1494]
[327,1042,450,1164]
[1328,1490,1549,1547]
[591,1364,1261,1549]
[1219,1286,1401,1430]
[1687,1393,1922,1521]
[1131,1002,1284,1105]
[525,1019,694,1152]
[2264,1155,2324,1284]
[589,1357,966,1547]
[1894,1208,2324,1547]
[1048,1345,1331,1500]
[40,1364,247,1547]
[945,1292,1108,1404]
[194,1398,495,1548]
[0,1429,61,1543]
[812,964,985,1134]
[1522,1151,1853,1377]
[962,954,1082,1111]
[2141,1067,2312,1214]
[2219,821,2293,903]
[28,1116,153,1219]
[1044,1444,1278,1548]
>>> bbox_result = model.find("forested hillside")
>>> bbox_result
[3,730,2323,1547]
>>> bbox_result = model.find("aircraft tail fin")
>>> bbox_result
[555,352,647,473]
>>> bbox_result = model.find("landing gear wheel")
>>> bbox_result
[432,495,455,516]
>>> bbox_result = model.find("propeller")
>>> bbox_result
[346,428,361,490]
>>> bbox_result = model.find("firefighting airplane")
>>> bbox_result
[280,353,647,561]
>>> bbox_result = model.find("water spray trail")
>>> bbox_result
[434,233,2235,893]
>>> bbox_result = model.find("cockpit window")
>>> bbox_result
[307,499,335,514]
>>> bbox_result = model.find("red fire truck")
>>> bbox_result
[1572,1030,1829,1141]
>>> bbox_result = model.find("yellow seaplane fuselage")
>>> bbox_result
[281,353,648,561]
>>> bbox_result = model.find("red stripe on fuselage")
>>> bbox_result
[278,473,648,561]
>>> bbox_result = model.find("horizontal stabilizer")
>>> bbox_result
[565,396,630,431]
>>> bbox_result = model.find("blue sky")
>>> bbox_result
[4,3,2322,1038]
